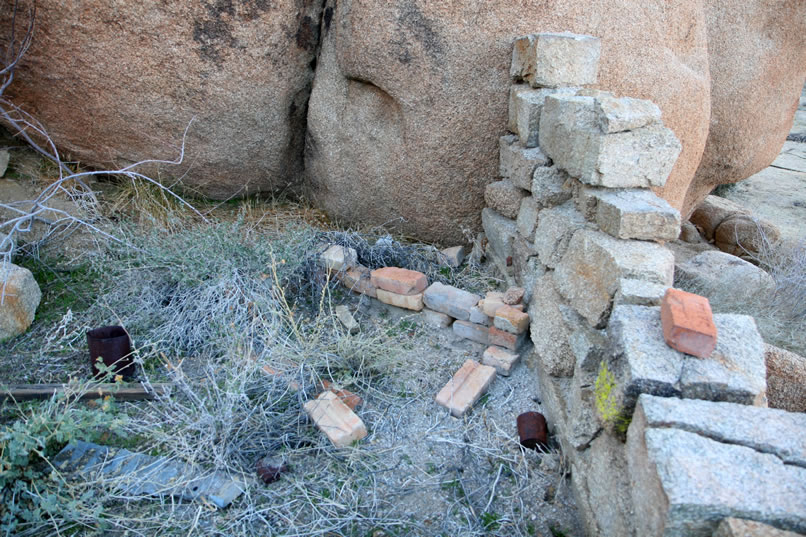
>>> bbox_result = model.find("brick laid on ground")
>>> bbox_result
[453,320,490,345]
[494,305,530,334]
[660,288,717,358]
[375,289,425,311]
[370,267,427,295]
[421,308,454,329]
[435,359,496,417]
[489,326,527,351]
[319,380,363,411]
[336,264,377,298]
[482,346,520,376]
[320,245,358,271]
[423,282,481,321]
[304,390,367,447]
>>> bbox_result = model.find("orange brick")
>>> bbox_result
[488,326,527,351]
[376,288,424,311]
[304,391,367,447]
[493,305,530,334]
[319,380,363,411]
[661,288,717,358]
[370,267,428,295]
[435,359,497,417]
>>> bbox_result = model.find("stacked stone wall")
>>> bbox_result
[484,32,806,537]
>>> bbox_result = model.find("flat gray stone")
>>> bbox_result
[636,394,806,468]
[511,32,601,88]
[593,95,661,133]
[614,278,669,307]
[53,441,245,508]
[531,165,573,209]
[587,188,681,241]
[485,179,527,219]
[482,208,517,263]
[628,416,806,536]
[519,256,547,304]
[528,274,577,377]
[533,201,588,269]
[607,305,768,413]
[453,320,489,345]
[553,229,674,326]
[676,250,775,299]
[540,94,681,188]
[335,305,359,334]
[510,86,578,147]
[516,197,539,240]
[421,308,453,328]
[423,281,481,322]
[499,135,550,191]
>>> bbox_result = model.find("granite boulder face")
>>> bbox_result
[305,0,711,243]
[1,0,323,199]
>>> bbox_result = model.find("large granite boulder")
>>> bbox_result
[685,0,806,213]
[305,0,710,243]
[1,0,323,198]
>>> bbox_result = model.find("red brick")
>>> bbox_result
[435,359,496,417]
[304,391,367,447]
[661,288,717,358]
[319,380,363,410]
[489,326,527,351]
[370,267,428,295]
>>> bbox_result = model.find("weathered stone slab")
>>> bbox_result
[511,32,601,88]
[531,165,573,208]
[608,305,767,412]
[593,95,661,133]
[554,229,674,326]
[614,278,668,307]
[628,400,806,537]
[435,359,496,417]
[421,308,453,329]
[510,86,578,147]
[423,282,481,321]
[765,344,806,413]
[320,245,358,271]
[440,246,465,268]
[715,518,804,537]
[519,257,547,304]
[304,390,368,447]
[528,274,577,377]
[540,94,681,188]
[53,441,245,508]
[586,188,681,240]
[452,320,489,345]
[534,201,588,269]
[335,305,359,334]
[661,288,717,358]
[370,267,427,295]
[635,394,806,468]
[516,197,539,240]
[676,250,775,293]
[481,208,517,263]
[485,179,528,219]
[0,263,41,341]
[375,289,424,311]
[499,135,550,191]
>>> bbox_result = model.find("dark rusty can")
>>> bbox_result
[87,325,135,379]
[256,456,288,484]
[517,411,548,449]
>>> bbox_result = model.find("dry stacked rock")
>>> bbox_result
[0,263,41,341]
[483,34,801,537]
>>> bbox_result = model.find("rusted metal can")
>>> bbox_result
[256,456,288,484]
[87,325,135,379]
[517,411,548,449]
